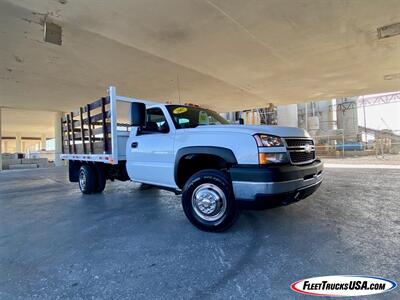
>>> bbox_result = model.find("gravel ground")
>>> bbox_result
[0,166,399,299]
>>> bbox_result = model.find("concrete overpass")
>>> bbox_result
[1,0,400,157]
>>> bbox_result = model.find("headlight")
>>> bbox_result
[254,134,287,164]
[254,134,284,147]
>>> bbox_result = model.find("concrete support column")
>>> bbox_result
[15,133,22,153]
[41,134,47,151]
[0,107,2,171]
[54,112,63,166]
[3,141,8,153]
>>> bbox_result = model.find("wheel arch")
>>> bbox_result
[174,146,237,189]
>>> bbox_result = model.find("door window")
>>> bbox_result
[143,108,169,133]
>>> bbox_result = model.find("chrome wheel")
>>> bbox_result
[191,183,227,222]
[79,169,87,190]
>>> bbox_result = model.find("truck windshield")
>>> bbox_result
[166,105,229,129]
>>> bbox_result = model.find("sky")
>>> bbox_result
[356,95,400,133]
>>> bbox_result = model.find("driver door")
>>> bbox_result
[126,106,176,188]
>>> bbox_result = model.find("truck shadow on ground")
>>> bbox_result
[191,211,265,299]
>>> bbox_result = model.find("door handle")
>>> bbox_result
[131,142,138,148]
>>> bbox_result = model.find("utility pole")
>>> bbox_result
[177,73,181,105]
[362,96,367,148]
[342,107,345,158]
[305,103,308,131]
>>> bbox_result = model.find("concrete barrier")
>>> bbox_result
[9,164,38,170]
[1,157,49,170]
[1,159,22,170]
[1,153,17,160]
[21,158,49,168]
[21,158,48,165]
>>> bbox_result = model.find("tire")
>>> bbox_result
[93,164,106,193]
[78,165,97,194]
[182,169,238,232]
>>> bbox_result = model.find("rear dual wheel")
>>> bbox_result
[78,164,106,194]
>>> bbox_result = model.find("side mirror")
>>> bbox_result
[130,102,146,127]
[238,118,244,125]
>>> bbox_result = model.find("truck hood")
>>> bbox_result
[186,125,310,138]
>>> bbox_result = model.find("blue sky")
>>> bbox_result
[357,97,400,133]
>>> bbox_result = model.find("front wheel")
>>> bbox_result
[182,169,238,232]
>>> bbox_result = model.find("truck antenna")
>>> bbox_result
[177,73,181,104]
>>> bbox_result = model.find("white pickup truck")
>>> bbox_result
[61,86,323,231]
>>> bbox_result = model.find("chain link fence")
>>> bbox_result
[313,130,400,163]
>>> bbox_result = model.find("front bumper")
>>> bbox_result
[230,160,323,208]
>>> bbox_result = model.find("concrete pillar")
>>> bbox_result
[0,107,2,171]
[15,133,22,153]
[54,112,63,166]
[41,134,47,151]
[3,140,8,153]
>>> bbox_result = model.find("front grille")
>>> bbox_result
[285,138,314,148]
[289,151,315,164]
[284,138,316,165]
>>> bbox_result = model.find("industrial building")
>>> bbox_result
[222,92,400,157]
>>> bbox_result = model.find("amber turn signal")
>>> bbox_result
[258,153,268,164]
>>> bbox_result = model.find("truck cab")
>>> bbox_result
[62,87,323,232]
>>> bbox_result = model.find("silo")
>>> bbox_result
[316,100,335,132]
[336,97,359,140]
[277,104,298,127]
